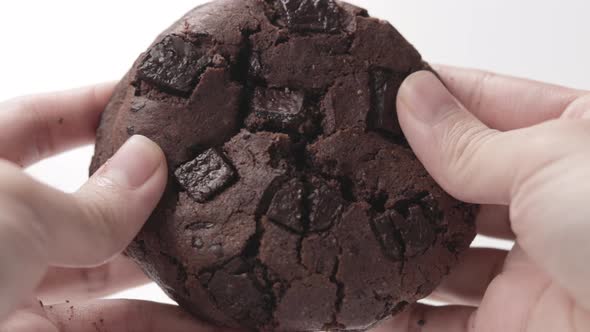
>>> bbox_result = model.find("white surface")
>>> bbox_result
[0,0,585,304]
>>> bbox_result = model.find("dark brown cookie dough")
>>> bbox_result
[90,0,477,331]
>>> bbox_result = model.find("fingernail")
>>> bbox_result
[99,135,164,188]
[397,71,458,125]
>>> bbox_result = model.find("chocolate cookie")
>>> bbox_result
[90,0,476,331]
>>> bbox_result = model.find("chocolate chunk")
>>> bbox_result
[375,202,438,259]
[308,177,344,232]
[137,35,209,95]
[278,0,341,32]
[246,88,306,132]
[369,68,403,135]
[174,149,235,203]
[266,178,305,233]
[371,212,403,260]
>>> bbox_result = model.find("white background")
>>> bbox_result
[0,0,587,304]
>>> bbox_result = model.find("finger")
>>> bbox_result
[396,71,590,205]
[429,248,508,306]
[510,153,590,311]
[372,303,476,332]
[1,300,232,332]
[397,70,509,204]
[434,65,587,131]
[0,135,166,320]
[0,82,115,167]
[401,69,590,311]
[476,205,514,240]
[37,255,149,304]
[474,245,558,332]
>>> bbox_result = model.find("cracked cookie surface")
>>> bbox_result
[90,0,477,331]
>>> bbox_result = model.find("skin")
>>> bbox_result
[0,84,231,331]
[0,66,588,331]
[375,66,590,331]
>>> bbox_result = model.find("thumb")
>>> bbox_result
[396,71,590,309]
[0,135,166,319]
[396,70,590,204]
[69,134,168,266]
[396,71,511,204]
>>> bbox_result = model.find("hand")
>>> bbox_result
[0,85,224,331]
[373,67,590,331]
